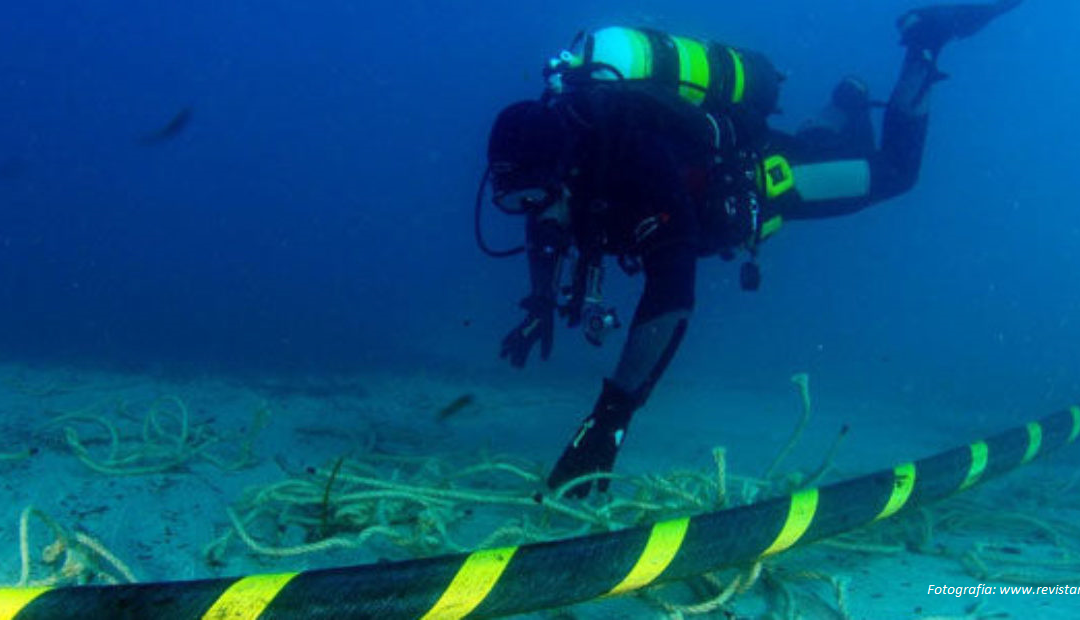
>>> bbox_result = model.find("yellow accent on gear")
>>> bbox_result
[726,48,746,103]
[762,155,794,198]
[1022,422,1042,464]
[875,462,915,521]
[420,546,518,620]
[960,441,989,490]
[0,587,50,620]
[625,29,652,80]
[608,517,690,595]
[1069,406,1080,443]
[672,36,710,105]
[202,573,298,620]
[762,488,818,555]
[760,215,783,239]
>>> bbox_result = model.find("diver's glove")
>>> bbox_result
[500,295,554,368]
[898,0,1022,58]
[547,380,637,498]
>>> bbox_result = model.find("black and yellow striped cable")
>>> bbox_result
[2,406,1077,620]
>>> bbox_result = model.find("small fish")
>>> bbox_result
[139,106,193,145]
[436,393,476,422]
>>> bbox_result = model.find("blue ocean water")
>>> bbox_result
[2,2,1080,618]
[0,0,1076,417]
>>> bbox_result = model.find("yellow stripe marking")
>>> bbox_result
[420,546,517,620]
[1069,406,1080,443]
[960,441,989,490]
[875,462,916,521]
[0,587,50,620]
[608,517,689,596]
[202,573,298,620]
[726,48,746,103]
[762,155,795,198]
[631,29,653,79]
[1022,422,1042,464]
[762,488,818,556]
[760,215,783,238]
[672,36,709,105]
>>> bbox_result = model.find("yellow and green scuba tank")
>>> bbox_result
[544,27,784,127]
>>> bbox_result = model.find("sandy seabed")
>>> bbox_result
[0,361,1077,619]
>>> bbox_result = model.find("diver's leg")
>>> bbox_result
[795,76,876,160]
[873,46,937,199]
[610,243,695,399]
[546,241,695,497]
[875,0,1022,199]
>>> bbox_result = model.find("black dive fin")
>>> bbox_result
[898,0,1023,56]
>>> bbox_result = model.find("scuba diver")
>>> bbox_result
[478,1,1022,498]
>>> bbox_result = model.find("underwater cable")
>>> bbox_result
[0,406,1077,619]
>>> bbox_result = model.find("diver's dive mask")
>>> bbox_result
[490,159,561,214]
[487,100,565,214]
[477,100,566,256]
[492,184,559,215]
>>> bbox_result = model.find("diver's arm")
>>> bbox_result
[524,204,571,304]
[499,204,571,368]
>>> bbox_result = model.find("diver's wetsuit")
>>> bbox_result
[516,1,1023,496]
[532,42,944,497]
[613,46,945,398]
[525,87,714,398]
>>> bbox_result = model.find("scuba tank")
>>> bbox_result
[543,26,789,292]
[544,27,784,133]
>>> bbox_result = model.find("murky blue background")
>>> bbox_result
[1,1,1075,418]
